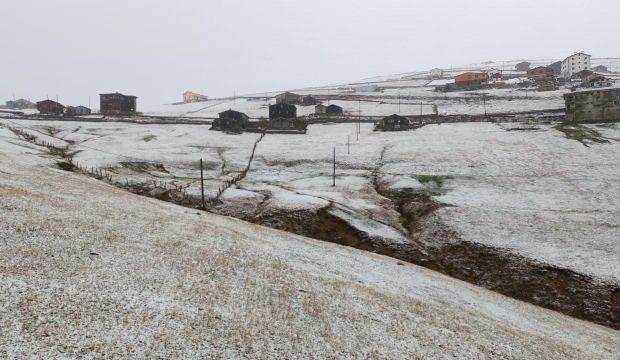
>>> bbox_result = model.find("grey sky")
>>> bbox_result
[2,0,618,109]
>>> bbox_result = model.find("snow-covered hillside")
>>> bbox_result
[4,119,618,285]
[146,57,620,119]
[1,126,618,358]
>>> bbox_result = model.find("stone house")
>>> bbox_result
[564,88,620,122]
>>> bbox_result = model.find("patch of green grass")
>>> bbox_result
[595,123,617,130]
[414,175,452,188]
[142,134,157,142]
[553,123,610,147]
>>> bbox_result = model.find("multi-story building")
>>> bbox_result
[100,93,137,115]
[561,52,591,78]
[563,87,620,122]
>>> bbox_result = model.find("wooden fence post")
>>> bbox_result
[332,147,336,187]
[200,158,206,210]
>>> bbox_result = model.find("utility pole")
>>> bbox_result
[328,89,330,106]
[347,136,350,154]
[397,92,400,113]
[483,94,487,117]
[199,158,206,209]
[332,147,336,187]
[420,102,423,116]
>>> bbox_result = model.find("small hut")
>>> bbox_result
[212,109,249,132]
[375,114,410,131]
[268,103,306,132]
[315,104,326,115]
[300,95,319,106]
[326,104,343,116]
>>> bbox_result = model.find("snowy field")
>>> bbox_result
[3,119,618,284]
[1,126,619,358]
[145,57,619,119]
[148,86,567,119]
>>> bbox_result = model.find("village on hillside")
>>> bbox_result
[1,50,619,357]
[2,52,619,132]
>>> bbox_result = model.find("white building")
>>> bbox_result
[183,91,209,103]
[561,52,591,78]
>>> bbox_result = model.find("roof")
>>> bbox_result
[326,104,342,109]
[270,102,296,109]
[277,91,299,97]
[563,86,620,97]
[100,92,138,98]
[382,114,408,121]
[562,52,592,62]
[219,109,248,116]
[36,100,64,107]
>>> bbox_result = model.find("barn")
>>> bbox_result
[36,100,65,115]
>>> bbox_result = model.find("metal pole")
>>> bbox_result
[332,147,336,187]
[483,94,487,117]
[199,158,205,209]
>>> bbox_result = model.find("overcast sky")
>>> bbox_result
[2,0,618,109]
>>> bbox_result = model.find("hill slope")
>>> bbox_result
[0,128,618,358]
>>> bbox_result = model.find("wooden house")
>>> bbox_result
[268,103,305,131]
[527,66,554,81]
[326,104,343,115]
[36,100,65,115]
[75,105,91,115]
[454,72,489,87]
[300,95,319,106]
[100,93,137,115]
[315,104,326,115]
[275,92,301,105]
[212,109,249,132]
[376,114,410,131]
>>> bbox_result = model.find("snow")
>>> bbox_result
[4,119,618,284]
[0,129,618,358]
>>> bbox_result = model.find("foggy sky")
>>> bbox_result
[2,0,618,109]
